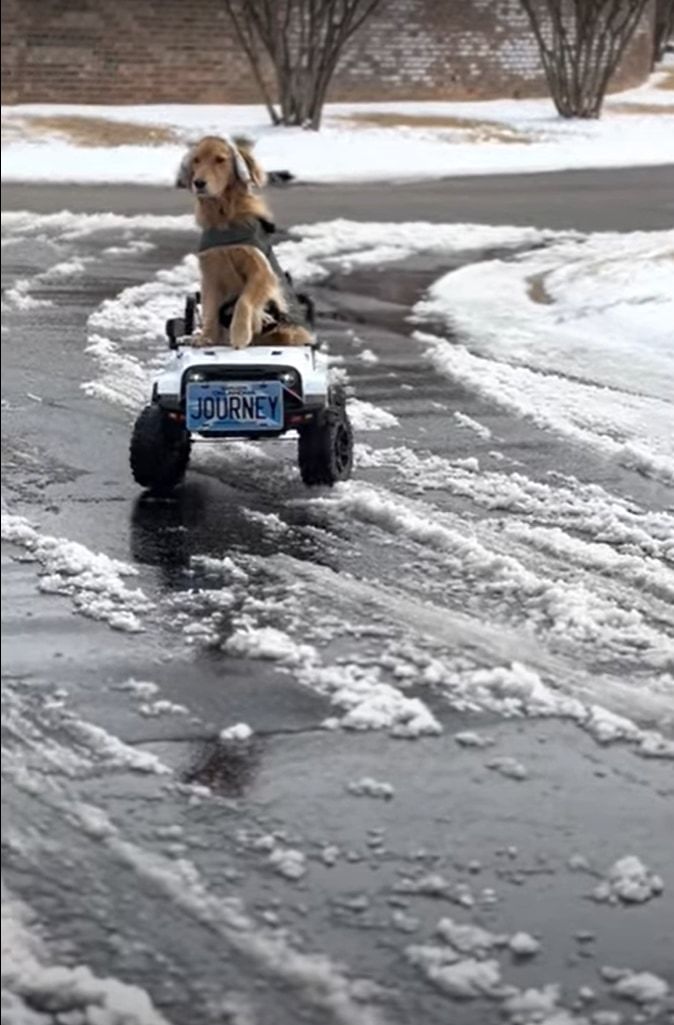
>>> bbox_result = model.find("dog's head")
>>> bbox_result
[176,135,265,197]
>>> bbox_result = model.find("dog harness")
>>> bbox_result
[198,217,307,333]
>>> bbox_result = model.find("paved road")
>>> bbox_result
[3,163,674,231]
[2,179,673,1024]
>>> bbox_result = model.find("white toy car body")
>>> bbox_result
[129,294,353,492]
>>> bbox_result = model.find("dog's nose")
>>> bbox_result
[193,178,206,191]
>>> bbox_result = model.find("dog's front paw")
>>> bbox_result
[191,332,215,349]
[229,334,251,350]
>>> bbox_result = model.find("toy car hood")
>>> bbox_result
[153,344,330,402]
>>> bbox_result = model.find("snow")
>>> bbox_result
[347,398,399,432]
[346,777,395,800]
[2,879,170,1025]
[308,663,443,738]
[414,230,674,484]
[66,717,172,776]
[454,731,495,749]
[305,482,674,677]
[32,806,382,1025]
[1,209,194,241]
[1,512,151,633]
[592,855,664,904]
[139,699,189,717]
[453,411,492,440]
[485,756,529,781]
[277,220,554,283]
[354,443,673,560]
[268,847,307,881]
[406,947,506,999]
[435,918,505,956]
[611,970,670,1005]
[3,72,673,184]
[508,932,541,957]
[220,722,254,742]
[503,984,562,1019]
[224,625,317,665]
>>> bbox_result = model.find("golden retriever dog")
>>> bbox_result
[176,135,312,350]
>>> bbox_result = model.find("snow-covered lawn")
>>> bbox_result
[414,228,674,484]
[2,70,673,184]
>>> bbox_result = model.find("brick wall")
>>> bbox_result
[1,0,655,106]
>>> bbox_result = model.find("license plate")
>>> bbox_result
[186,381,283,432]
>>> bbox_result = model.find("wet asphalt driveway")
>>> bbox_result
[2,174,673,1025]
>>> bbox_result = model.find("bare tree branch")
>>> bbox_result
[519,0,652,117]
[224,0,384,128]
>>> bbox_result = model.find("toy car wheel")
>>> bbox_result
[298,406,353,486]
[130,405,191,493]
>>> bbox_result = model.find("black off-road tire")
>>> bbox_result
[298,406,353,486]
[130,405,191,493]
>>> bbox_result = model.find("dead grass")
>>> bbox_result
[7,115,180,147]
[336,111,534,144]
[608,101,674,114]
[657,69,674,91]
[527,273,554,305]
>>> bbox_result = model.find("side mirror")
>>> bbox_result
[165,317,185,350]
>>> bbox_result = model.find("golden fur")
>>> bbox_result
[177,136,311,349]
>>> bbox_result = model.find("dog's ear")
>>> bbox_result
[175,147,194,189]
[232,135,266,188]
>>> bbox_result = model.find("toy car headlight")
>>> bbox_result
[279,369,299,388]
[186,370,206,383]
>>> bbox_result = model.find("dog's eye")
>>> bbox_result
[215,156,225,164]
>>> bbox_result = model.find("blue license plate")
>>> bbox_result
[186,381,283,432]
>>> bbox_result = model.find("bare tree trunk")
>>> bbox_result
[654,0,674,63]
[225,0,383,128]
[519,0,652,118]
[224,0,281,124]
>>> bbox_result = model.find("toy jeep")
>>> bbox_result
[129,294,353,493]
